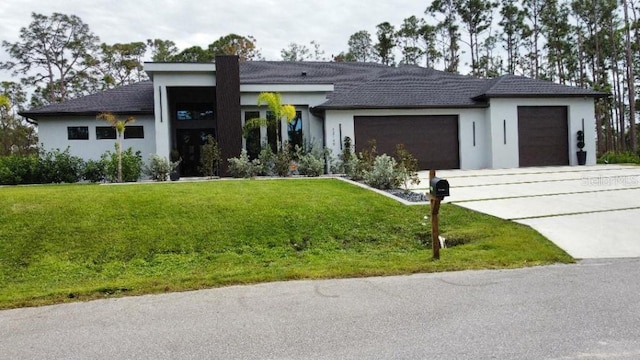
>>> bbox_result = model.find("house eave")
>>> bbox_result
[314,104,489,111]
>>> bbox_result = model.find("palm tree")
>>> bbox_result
[243,92,296,152]
[97,112,135,183]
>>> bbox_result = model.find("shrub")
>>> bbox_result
[38,147,85,184]
[144,154,172,181]
[0,154,39,185]
[364,154,402,190]
[101,145,143,182]
[199,135,222,177]
[83,159,107,183]
[227,149,261,178]
[297,152,325,177]
[258,146,275,175]
[351,139,377,181]
[337,136,357,176]
[274,142,293,177]
[394,144,421,192]
[597,151,640,164]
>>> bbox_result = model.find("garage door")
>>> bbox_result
[354,115,459,170]
[518,106,569,167]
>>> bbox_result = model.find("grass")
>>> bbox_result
[0,179,572,309]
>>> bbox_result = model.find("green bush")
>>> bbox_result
[394,144,421,191]
[199,135,222,177]
[144,154,172,181]
[0,154,39,185]
[38,148,85,184]
[274,142,293,177]
[101,146,143,182]
[597,151,640,164]
[258,146,275,175]
[297,152,325,177]
[364,154,402,190]
[83,159,107,183]
[227,149,261,178]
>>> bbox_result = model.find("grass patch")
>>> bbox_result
[0,179,572,309]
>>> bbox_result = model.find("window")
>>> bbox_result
[124,126,144,139]
[96,126,116,140]
[266,111,277,153]
[176,103,214,121]
[244,111,261,159]
[67,126,89,140]
[288,111,303,149]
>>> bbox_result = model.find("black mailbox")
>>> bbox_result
[430,177,450,198]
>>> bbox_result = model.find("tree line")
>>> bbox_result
[2,3,640,156]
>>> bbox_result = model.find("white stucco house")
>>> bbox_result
[20,55,604,175]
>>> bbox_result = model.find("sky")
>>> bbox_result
[0,0,432,84]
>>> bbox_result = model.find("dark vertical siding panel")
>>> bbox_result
[215,55,242,176]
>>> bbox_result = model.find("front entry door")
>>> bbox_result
[176,128,215,176]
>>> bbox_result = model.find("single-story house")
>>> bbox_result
[20,55,604,175]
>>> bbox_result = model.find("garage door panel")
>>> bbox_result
[518,106,569,167]
[354,115,459,170]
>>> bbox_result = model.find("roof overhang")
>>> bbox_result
[314,104,490,111]
[144,62,216,79]
[240,84,334,93]
[473,93,609,101]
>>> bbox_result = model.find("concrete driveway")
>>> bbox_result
[413,165,640,259]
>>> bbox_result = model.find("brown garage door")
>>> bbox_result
[518,106,569,167]
[354,115,459,170]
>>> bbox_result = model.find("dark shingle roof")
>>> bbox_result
[20,62,606,118]
[20,81,154,117]
[316,65,489,109]
[473,75,606,99]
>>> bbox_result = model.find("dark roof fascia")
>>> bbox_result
[19,110,153,120]
[472,93,608,101]
[314,103,489,111]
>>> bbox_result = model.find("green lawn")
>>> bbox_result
[0,179,572,309]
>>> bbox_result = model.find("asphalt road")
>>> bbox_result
[2,259,639,360]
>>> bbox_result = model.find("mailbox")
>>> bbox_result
[430,177,450,198]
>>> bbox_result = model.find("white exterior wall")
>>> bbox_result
[151,72,216,160]
[324,108,491,170]
[37,115,156,161]
[488,97,597,167]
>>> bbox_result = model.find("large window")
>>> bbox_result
[96,127,116,140]
[266,111,277,153]
[288,111,303,149]
[124,126,144,139]
[176,103,214,121]
[244,111,261,160]
[67,126,89,140]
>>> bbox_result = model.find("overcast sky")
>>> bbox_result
[0,0,432,84]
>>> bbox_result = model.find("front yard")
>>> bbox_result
[0,179,572,309]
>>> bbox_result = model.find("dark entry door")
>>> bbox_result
[176,128,215,176]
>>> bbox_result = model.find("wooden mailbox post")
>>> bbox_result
[427,170,449,260]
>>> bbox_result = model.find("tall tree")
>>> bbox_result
[172,46,213,62]
[208,34,262,61]
[100,42,148,88]
[420,24,442,68]
[146,39,179,62]
[623,0,637,153]
[454,0,498,76]
[499,0,528,74]
[0,12,101,106]
[347,30,375,62]
[374,22,397,65]
[281,42,311,61]
[0,93,37,156]
[397,16,426,65]
[97,113,135,183]
[522,0,544,78]
[426,0,460,72]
